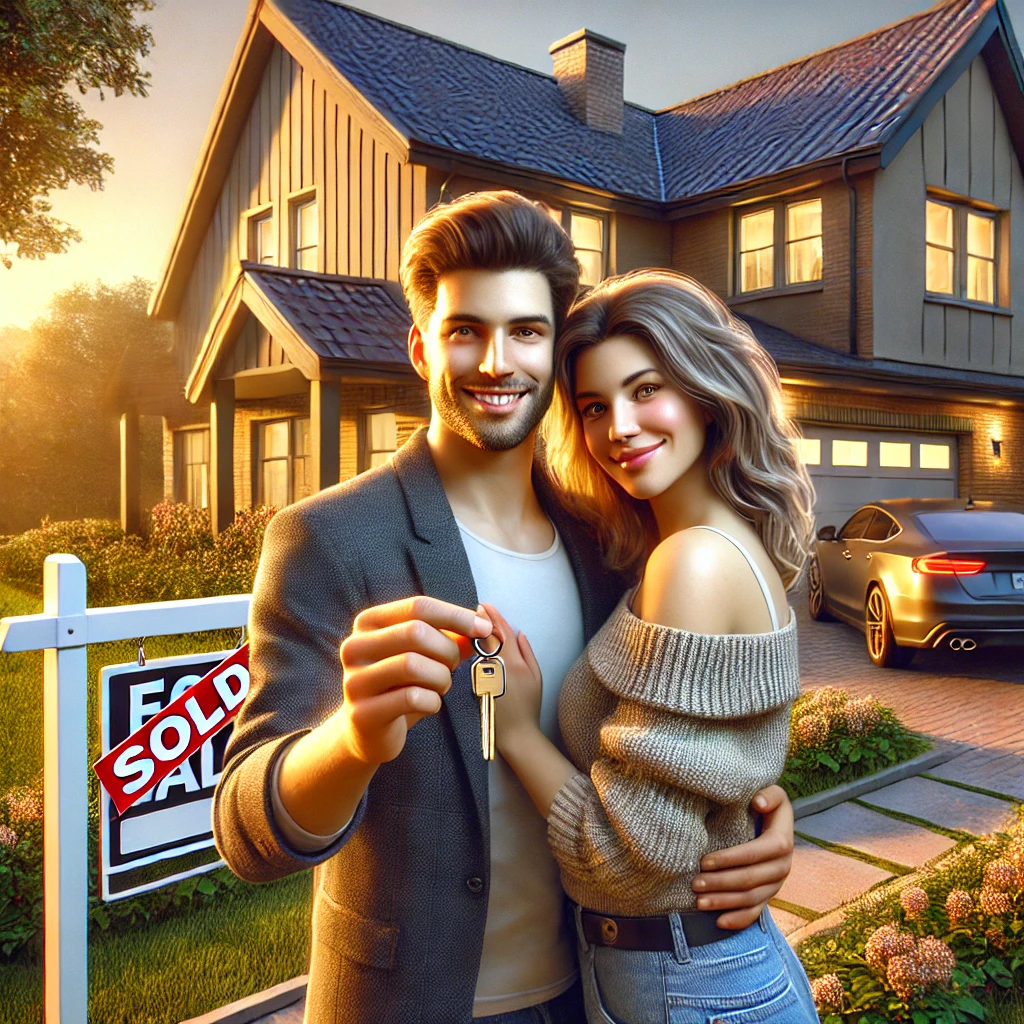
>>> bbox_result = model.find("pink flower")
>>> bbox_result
[985,860,1018,892]
[916,936,956,987]
[0,824,18,848]
[795,713,829,748]
[887,950,925,1003]
[810,973,844,1008]
[980,886,1011,915]
[945,889,973,924]
[865,923,915,970]
[899,886,929,919]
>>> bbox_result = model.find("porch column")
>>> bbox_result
[119,407,141,536]
[310,379,341,491]
[209,378,235,536]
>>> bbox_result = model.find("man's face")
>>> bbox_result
[409,268,556,451]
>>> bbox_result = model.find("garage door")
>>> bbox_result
[794,425,958,531]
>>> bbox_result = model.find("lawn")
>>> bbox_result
[0,578,313,1023]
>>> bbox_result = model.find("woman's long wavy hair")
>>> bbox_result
[542,270,816,589]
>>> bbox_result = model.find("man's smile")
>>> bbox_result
[463,387,531,411]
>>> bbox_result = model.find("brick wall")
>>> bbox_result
[671,175,875,357]
[783,383,1023,503]
[550,31,624,134]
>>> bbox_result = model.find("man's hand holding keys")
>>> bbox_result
[276,597,492,837]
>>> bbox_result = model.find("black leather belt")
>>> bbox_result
[581,909,736,951]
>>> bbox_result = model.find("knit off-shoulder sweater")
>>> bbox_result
[547,592,800,916]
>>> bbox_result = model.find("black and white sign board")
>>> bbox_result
[100,651,236,902]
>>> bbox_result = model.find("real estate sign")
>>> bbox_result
[98,650,245,901]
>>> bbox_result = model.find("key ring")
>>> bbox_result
[472,635,502,659]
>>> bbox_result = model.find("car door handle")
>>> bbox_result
[842,549,852,560]
[865,552,872,560]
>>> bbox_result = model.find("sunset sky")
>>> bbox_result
[2,0,1021,330]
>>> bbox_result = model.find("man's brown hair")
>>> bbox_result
[399,190,580,332]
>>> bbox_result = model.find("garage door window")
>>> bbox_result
[794,437,821,465]
[832,439,868,467]
[920,443,950,470]
[879,442,911,468]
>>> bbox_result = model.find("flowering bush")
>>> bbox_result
[782,687,928,800]
[800,805,1024,1022]
[0,517,125,591]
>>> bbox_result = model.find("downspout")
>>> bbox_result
[438,165,457,204]
[841,156,858,357]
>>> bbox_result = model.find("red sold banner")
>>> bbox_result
[94,645,250,815]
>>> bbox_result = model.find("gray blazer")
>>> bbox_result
[212,429,625,1024]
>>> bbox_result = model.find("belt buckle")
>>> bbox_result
[599,917,618,945]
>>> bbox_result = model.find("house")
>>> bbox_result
[139,0,1024,539]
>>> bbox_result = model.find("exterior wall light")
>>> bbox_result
[991,436,1002,458]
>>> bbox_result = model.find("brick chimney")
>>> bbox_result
[549,29,626,134]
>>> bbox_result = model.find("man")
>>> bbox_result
[213,191,796,1024]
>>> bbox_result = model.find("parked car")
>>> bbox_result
[808,498,1024,668]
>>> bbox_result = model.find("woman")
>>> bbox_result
[489,270,819,1024]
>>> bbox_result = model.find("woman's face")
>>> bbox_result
[573,334,710,501]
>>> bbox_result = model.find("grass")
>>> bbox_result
[0,576,314,1023]
[0,870,312,1024]
[986,986,1024,1023]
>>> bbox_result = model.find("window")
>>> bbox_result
[793,437,821,465]
[736,198,822,293]
[879,442,912,468]
[919,443,950,471]
[832,439,868,467]
[362,410,399,471]
[249,211,275,265]
[543,205,606,287]
[839,507,876,541]
[926,198,999,305]
[174,429,209,509]
[256,417,311,508]
[292,196,318,271]
[862,510,898,542]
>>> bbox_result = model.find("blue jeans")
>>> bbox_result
[475,978,585,1024]
[573,905,818,1024]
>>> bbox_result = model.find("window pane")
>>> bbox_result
[741,249,773,292]
[793,437,821,465]
[787,199,821,241]
[263,460,288,509]
[740,209,774,251]
[786,237,822,284]
[577,248,603,287]
[926,245,954,294]
[258,217,274,264]
[863,512,894,542]
[832,439,868,467]
[570,214,603,252]
[919,443,950,470]
[879,441,912,468]
[298,201,317,248]
[839,507,875,540]
[292,456,311,503]
[293,417,310,458]
[262,421,289,459]
[967,213,994,258]
[370,412,398,452]
[926,201,953,248]
[967,256,994,303]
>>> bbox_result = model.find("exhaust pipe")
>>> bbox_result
[949,637,977,651]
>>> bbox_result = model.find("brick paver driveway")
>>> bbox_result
[791,577,1024,796]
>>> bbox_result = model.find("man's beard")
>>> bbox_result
[429,374,555,451]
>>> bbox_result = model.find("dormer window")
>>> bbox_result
[292,194,318,271]
[735,198,822,294]
[248,209,275,265]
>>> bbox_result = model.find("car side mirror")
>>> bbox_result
[817,525,837,542]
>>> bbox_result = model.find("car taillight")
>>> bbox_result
[911,555,987,575]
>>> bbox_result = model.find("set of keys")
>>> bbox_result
[470,635,505,760]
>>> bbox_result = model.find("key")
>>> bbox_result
[471,636,505,760]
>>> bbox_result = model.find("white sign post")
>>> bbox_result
[0,554,250,1024]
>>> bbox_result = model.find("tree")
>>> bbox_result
[0,277,171,533]
[0,0,154,267]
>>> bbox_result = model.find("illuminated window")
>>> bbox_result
[174,429,209,508]
[793,437,821,465]
[364,410,398,471]
[926,197,999,305]
[832,439,868,467]
[920,443,950,470]
[786,200,822,284]
[879,442,912,468]
[570,213,604,287]
[739,209,774,292]
[249,211,275,265]
[256,418,311,507]
[292,197,318,271]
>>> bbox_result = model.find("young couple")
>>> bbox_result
[212,190,819,1024]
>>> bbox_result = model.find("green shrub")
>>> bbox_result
[0,517,125,592]
[783,686,929,800]
[801,805,1024,1022]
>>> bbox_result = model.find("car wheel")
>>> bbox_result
[865,585,913,668]
[807,555,834,622]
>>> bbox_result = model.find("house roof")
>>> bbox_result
[273,0,663,200]
[244,265,411,365]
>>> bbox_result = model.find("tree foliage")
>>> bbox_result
[0,0,155,266]
[0,277,169,533]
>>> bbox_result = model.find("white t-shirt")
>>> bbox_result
[456,519,585,1018]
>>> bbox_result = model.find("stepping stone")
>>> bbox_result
[797,801,954,868]
[929,750,1024,803]
[250,1001,304,1024]
[769,905,812,936]
[859,776,1016,836]
[777,837,892,913]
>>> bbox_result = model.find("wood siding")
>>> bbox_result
[873,55,1024,375]
[173,42,430,386]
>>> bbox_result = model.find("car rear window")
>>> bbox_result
[916,512,1024,542]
